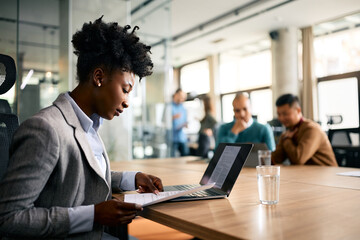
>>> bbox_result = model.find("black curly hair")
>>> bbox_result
[72,16,153,83]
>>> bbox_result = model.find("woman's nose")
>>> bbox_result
[122,101,129,108]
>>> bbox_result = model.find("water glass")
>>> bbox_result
[256,165,280,205]
[258,150,272,166]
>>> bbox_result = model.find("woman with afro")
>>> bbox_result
[0,16,163,239]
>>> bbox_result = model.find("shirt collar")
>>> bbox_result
[64,92,103,133]
[247,117,254,127]
[291,117,304,130]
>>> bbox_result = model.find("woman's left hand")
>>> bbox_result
[135,172,163,194]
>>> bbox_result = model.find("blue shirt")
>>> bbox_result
[64,93,137,236]
[172,102,187,143]
[216,119,275,151]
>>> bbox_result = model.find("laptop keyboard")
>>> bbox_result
[173,184,222,198]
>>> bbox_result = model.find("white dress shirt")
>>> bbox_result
[64,93,137,236]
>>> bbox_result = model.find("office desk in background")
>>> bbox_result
[111,158,360,240]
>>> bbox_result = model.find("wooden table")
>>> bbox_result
[111,158,360,240]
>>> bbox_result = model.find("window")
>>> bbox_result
[219,41,271,93]
[314,13,360,131]
[318,77,359,129]
[220,89,273,125]
[250,89,273,124]
[183,98,202,144]
[221,93,236,123]
[219,40,273,123]
[314,13,360,78]
[180,60,210,95]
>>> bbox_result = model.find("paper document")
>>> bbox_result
[336,171,360,177]
[124,182,215,207]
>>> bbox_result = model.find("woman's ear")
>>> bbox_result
[92,68,104,87]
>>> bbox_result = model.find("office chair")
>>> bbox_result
[328,128,360,167]
[0,54,19,181]
[0,99,12,114]
[267,118,285,145]
[0,114,19,180]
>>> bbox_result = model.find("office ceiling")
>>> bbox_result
[131,0,360,67]
[0,0,360,78]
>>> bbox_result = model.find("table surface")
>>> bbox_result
[111,158,360,240]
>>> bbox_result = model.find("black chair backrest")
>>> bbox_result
[328,128,360,146]
[0,99,12,114]
[0,113,19,180]
[0,53,18,181]
[0,54,16,94]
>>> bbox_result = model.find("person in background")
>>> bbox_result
[216,92,275,150]
[171,88,189,157]
[272,94,337,166]
[0,17,163,239]
[196,95,217,158]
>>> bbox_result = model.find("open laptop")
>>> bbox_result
[164,143,253,201]
[243,143,269,167]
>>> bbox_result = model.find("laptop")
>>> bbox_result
[243,143,269,167]
[164,143,253,201]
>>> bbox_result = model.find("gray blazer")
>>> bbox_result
[0,94,124,239]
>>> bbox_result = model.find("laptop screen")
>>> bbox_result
[244,143,269,167]
[200,143,253,196]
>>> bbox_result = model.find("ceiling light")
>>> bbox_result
[212,38,225,44]
[318,23,335,31]
[274,16,283,22]
[46,71,52,78]
[20,69,34,90]
[344,15,360,23]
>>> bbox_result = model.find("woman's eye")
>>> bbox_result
[123,88,129,94]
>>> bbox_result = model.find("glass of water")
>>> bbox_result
[258,150,272,166]
[256,165,280,205]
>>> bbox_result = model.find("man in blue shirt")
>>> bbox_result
[216,92,275,150]
[171,88,189,156]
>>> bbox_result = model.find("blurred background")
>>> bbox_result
[1,0,359,164]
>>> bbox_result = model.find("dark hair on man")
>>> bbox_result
[71,16,153,82]
[174,88,183,94]
[276,93,301,107]
[173,88,183,97]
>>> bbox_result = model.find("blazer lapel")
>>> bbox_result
[98,134,112,197]
[53,94,109,185]
[74,129,107,181]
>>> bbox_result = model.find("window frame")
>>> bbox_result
[317,70,360,131]
[220,86,272,123]
[178,58,210,95]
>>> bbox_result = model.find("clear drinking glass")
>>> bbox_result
[256,165,280,205]
[258,150,272,166]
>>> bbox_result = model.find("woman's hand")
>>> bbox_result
[135,172,163,194]
[94,199,142,226]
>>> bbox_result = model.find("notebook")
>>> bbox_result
[124,182,215,207]
[243,143,269,167]
[163,143,253,201]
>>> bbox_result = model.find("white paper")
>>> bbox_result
[336,171,360,177]
[124,182,215,207]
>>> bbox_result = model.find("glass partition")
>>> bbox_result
[0,0,172,161]
[130,0,173,159]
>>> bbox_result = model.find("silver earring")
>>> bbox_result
[98,83,101,87]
